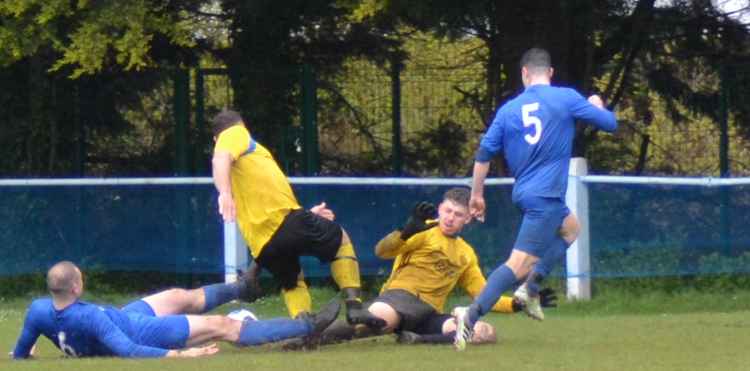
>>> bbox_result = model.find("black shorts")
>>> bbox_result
[255,209,343,290]
[373,289,444,333]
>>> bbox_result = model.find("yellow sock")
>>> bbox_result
[331,242,361,289]
[281,278,312,318]
[491,296,515,314]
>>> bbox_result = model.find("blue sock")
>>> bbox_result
[469,265,517,324]
[202,283,241,313]
[237,318,312,346]
[535,236,569,277]
[528,237,569,296]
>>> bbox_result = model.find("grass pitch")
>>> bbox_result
[1,287,749,371]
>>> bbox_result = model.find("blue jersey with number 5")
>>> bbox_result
[477,84,617,203]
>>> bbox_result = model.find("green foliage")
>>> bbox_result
[0,0,195,77]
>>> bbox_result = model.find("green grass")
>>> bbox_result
[1,286,749,371]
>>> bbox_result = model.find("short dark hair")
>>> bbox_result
[47,261,80,295]
[520,48,552,72]
[212,109,245,137]
[443,187,470,208]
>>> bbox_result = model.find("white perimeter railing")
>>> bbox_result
[3,157,750,300]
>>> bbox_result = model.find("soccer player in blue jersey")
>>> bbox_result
[452,47,617,350]
[12,261,340,359]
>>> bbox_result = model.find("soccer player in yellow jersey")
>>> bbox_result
[211,109,383,329]
[368,187,532,343]
[299,187,556,347]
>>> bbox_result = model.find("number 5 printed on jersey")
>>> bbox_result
[522,103,542,144]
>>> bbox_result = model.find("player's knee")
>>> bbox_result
[560,214,580,244]
[207,315,237,337]
[505,252,536,278]
[367,302,398,332]
[340,229,351,246]
[470,321,497,344]
[163,288,191,303]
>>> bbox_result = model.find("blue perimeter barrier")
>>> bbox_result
[1,177,748,281]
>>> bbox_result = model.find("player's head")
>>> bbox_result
[47,261,83,301]
[212,109,246,139]
[470,321,497,344]
[438,187,472,236]
[520,47,553,87]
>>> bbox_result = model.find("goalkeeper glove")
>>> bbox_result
[400,202,438,240]
[512,287,558,312]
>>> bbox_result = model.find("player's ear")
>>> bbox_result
[549,67,555,79]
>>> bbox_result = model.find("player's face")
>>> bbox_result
[437,199,471,236]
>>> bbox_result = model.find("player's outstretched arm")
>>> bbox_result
[12,305,42,359]
[375,202,436,258]
[568,90,617,132]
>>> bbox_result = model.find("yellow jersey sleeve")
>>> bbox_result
[214,125,251,160]
[374,230,425,259]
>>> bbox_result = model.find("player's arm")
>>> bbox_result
[472,110,504,222]
[11,306,41,359]
[212,151,236,222]
[375,231,419,259]
[375,202,437,259]
[212,127,250,222]
[568,90,617,132]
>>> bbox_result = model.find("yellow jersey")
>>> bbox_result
[213,124,301,257]
[377,226,513,313]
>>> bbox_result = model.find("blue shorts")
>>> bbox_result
[121,299,190,350]
[513,196,570,257]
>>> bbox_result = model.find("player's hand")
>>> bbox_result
[176,343,219,357]
[218,192,236,222]
[587,94,605,109]
[400,202,438,240]
[469,195,486,223]
[539,288,558,308]
[310,202,335,221]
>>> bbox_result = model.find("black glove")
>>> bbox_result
[539,288,558,308]
[400,202,438,240]
[512,287,558,312]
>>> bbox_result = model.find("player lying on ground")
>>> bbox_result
[12,261,340,359]
[281,187,557,349]
[453,47,617,350]
[211,109,383,328]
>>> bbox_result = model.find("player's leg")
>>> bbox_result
[255,220,313,318]
[134,277,258,317]
[283,209,383,328]
[514,200,574,320]
[332,231,385,328]
[280,271,313,318]
[184,299,340,347]
[454,198,556,349]
[523,212,580,297]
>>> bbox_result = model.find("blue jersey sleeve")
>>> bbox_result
[12,306,41,359]
[476,108,506,162]
[566,89,617,132]
[90,310,169,358]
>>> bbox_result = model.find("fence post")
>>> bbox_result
[224,222,249,283]
[566,157,591,300]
